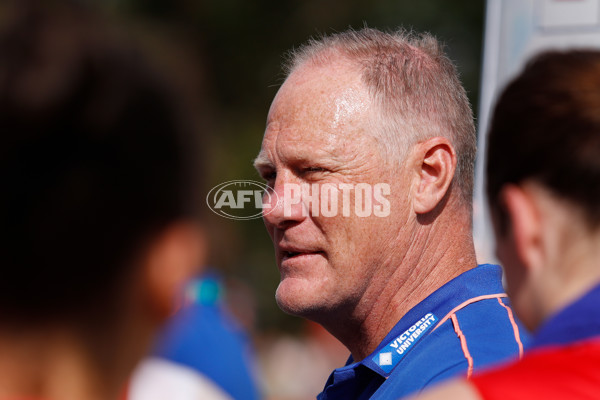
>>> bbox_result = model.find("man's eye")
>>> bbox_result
[262,171,276,184]
[303,167,325,174]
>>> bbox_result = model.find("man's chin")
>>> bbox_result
[275,279,326,318]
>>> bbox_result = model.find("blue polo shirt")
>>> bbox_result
[317,264,530,400]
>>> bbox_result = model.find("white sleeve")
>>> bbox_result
[128,357,233,400]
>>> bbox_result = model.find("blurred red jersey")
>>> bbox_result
[471,339,600,400]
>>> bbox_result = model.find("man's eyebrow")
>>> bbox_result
[253,152,274,170]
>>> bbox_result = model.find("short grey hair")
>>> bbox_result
[284,28,476,205]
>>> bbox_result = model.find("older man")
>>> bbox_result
[254,28,528,399]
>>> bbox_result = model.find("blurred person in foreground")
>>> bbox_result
[411,50,600,400]
[254,27,529,399]
[0,4,207,400]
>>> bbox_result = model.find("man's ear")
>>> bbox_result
[143,222,206,321]
[499,184,544,275]
[413,137,457,214]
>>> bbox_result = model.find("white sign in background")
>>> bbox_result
[474,0,600,262]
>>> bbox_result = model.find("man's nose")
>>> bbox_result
[262,179,306,229]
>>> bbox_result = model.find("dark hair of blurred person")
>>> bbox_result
[0,3,206,399]
[408,50,600,399]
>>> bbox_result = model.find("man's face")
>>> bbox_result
[255,60,413,321]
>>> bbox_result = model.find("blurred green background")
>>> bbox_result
[91,0,486,335]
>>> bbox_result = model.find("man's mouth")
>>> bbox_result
[281,250,324,261]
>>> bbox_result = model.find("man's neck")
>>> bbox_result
[324,211,477,361]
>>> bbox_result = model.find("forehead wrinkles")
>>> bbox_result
[269,123,342,165]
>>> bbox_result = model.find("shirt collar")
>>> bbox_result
[532,283,600,349]
[340,264,505,378]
